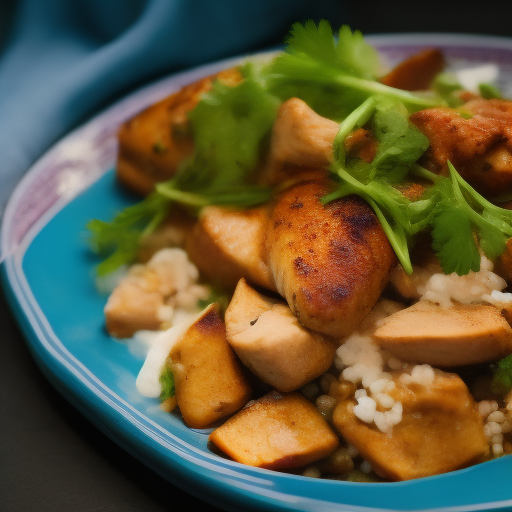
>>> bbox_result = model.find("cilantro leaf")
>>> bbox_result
[185,76,280,191]
[323,99,432,273]
[491,354,512,396]
[431,71,464,107]
[369,101,430,181]
[264,21,443,120]
[159,361,175,401]
[87,75,277,275]
[86,192,170,276]
[430,198,481,275]
[323,101,512,277]
[432,162,512,273]
[479,82,503,100]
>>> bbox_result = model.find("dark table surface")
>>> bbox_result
[0,288,224,512]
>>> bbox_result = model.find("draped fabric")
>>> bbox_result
[0,0,347,214]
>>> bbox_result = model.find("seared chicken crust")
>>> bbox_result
[266,176,396,338]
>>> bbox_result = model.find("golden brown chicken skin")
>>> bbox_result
[381,48,445,91]
[116,68,242,196]
[411,99,512,197]
[266,175,396,339]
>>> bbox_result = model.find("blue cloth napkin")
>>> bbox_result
[0,0,346,215]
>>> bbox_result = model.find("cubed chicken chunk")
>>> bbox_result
[333,370,489,480]
[169,303,252,429]
[225,279,337,392]
[209,391,339,469]
[373,300,512,366]
[104,248,208,338]
[104,265,165,338]
[185,205,275,292]
[266,97,338,172]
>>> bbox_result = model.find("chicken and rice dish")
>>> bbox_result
[87,21,512,482]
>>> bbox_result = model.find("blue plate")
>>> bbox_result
[2,35,512,512]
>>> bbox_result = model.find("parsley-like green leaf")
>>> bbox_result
[264,21,443,119]
[323,101,512,277]
[479,82,503,100]
[159,360,175,402]
[431,71,464,107]
[323,99,432,274]
[185,76,280,191]
[491,354,512,396]
[369,101,430,181]
[430,198,481,275]
[431,161,512,273]
[87,75,278,275]
[86,192,170,276]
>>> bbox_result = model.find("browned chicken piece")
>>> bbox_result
[333,370,489,481]
[495,238,512,283]
[266,177,396,338]
[116,68,242,196]
[411,107,504,168]
[262,97,339,186]
[374,301,512,366]
[381,48,445,91]
[184,205,276,292]
[225,279,337,392]
[209,391,339,469]
[169,303,252,429]
[262,98,378,186]
[104,248,207,338]
[343,128,378,164]
[411,101,512,197]
[464,98,512,121]
[104,265,164,338]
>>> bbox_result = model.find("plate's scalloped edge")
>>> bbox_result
[2,35,512,512]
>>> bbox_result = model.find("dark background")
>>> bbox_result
[2,2,512,511]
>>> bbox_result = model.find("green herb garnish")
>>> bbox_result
[431,71,464,107]
[491,354,512,396]
[323,99,512,275]
[263,21,443,120]
[88,21,489,277]
[197,289,230,315]
[87,75,278,275]
[479,82,503,100]
[159,360,175,401]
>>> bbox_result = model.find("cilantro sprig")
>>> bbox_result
[491,354,512,396]
[159,360,175,402]
[86,21,465,277]
[263,21,443,120]
[430,162,512,274]
[87,75,277,276]
[323,99,512,276]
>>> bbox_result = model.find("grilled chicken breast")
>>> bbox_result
[116,68,242,196]
[266,176,396,339]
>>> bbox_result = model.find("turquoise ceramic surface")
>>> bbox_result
[2,35,512,512]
